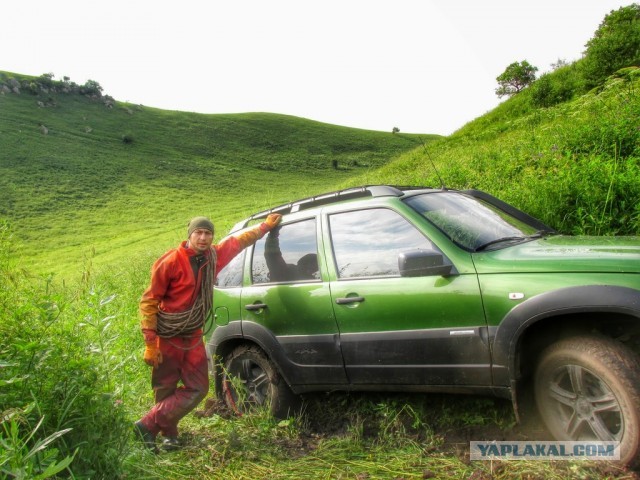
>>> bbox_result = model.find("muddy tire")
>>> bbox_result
[221,344,299,419]
[534,335,640,466]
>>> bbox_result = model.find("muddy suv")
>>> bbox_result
[207,185,640,465]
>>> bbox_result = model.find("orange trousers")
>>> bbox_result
[139,336,208,438]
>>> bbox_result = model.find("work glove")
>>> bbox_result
[237,214,284,248]
[264,213,282,229]
[142,330,163,368]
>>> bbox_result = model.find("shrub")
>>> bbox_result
[530,64,582,108]
[80,79,103,96]
[582,4,640,89]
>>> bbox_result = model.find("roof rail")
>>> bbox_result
[229,185,430,233]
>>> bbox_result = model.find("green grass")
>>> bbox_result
[2,62,640,479]
[0,71,432,277]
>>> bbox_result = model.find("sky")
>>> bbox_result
[2,0,633,135]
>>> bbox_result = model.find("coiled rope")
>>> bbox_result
[156,248,217,339]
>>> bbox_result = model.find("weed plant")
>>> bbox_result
[0,223,134,478]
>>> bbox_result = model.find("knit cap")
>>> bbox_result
[187,216,214,237]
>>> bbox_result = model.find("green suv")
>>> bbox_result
[207,185,640,465]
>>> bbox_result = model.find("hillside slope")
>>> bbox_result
[348,67,640,237]
[0,72,434,276]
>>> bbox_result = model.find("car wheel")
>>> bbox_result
[534,335,640,466]
[221,344,299,419]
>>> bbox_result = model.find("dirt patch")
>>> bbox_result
[195,397,235,419]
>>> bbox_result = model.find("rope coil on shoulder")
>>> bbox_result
[156,248,217,344]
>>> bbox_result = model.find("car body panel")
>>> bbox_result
[473,236,640,274]
[240,280,348,385]
[330,274,491,385]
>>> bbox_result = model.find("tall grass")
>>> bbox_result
[0,223,136,478]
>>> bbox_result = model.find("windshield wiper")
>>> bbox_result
[474,230,553,252]
[475,236,527,251]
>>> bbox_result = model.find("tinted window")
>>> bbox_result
[215,251,245,288]
[329,208,434,278]
[252,219,319,284]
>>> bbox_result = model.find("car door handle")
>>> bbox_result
[335,296,365,305]
[245,303,268,311]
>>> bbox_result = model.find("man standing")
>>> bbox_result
[135,213,282,452]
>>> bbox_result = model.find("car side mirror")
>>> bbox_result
[398,249,455,277]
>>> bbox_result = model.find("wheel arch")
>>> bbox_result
[207,320,297,395]
[491,285,640,414]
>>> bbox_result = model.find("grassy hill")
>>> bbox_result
[3,63,639,280]
[2,56,640,478]
[0,71,434,277]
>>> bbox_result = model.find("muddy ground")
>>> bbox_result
[196,390,640,479]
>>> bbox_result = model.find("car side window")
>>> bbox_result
[330,208,434,278]
[252,219,319,284]
[215,251,245,288]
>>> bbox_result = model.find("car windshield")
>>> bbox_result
[405,192,543,251]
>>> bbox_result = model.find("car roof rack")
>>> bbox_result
[229,185,434,233]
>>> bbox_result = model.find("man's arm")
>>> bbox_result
[265,228,292,281]
[138,255,172,367]
[215,214,282,271]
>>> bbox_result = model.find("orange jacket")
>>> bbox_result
[139,222,270,333]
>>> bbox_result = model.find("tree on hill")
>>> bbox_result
[581,3,640,88]
[495,60,538,97]
[80,79,104,96]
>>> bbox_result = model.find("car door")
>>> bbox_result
[326,207,491,387]
[241,217,348,386]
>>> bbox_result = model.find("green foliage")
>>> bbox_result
[495,60,538,97]
[80,79,103,96]
[0,225,133,478]
[0,72,99,99]
[582,3,640,89]
[530,63,583,108]
[0,407,75,480]
[36,73,55,89]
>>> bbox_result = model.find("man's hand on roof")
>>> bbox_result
[265,214,282,229]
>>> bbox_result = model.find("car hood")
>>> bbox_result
[472,235,640,274]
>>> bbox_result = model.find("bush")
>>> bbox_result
[582,4,640,89]
[80,79,103,96]
[530,64,582,108]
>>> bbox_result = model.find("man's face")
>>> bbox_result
[189,228,213,253]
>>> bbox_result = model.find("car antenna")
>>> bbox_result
[418,136,447,190]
